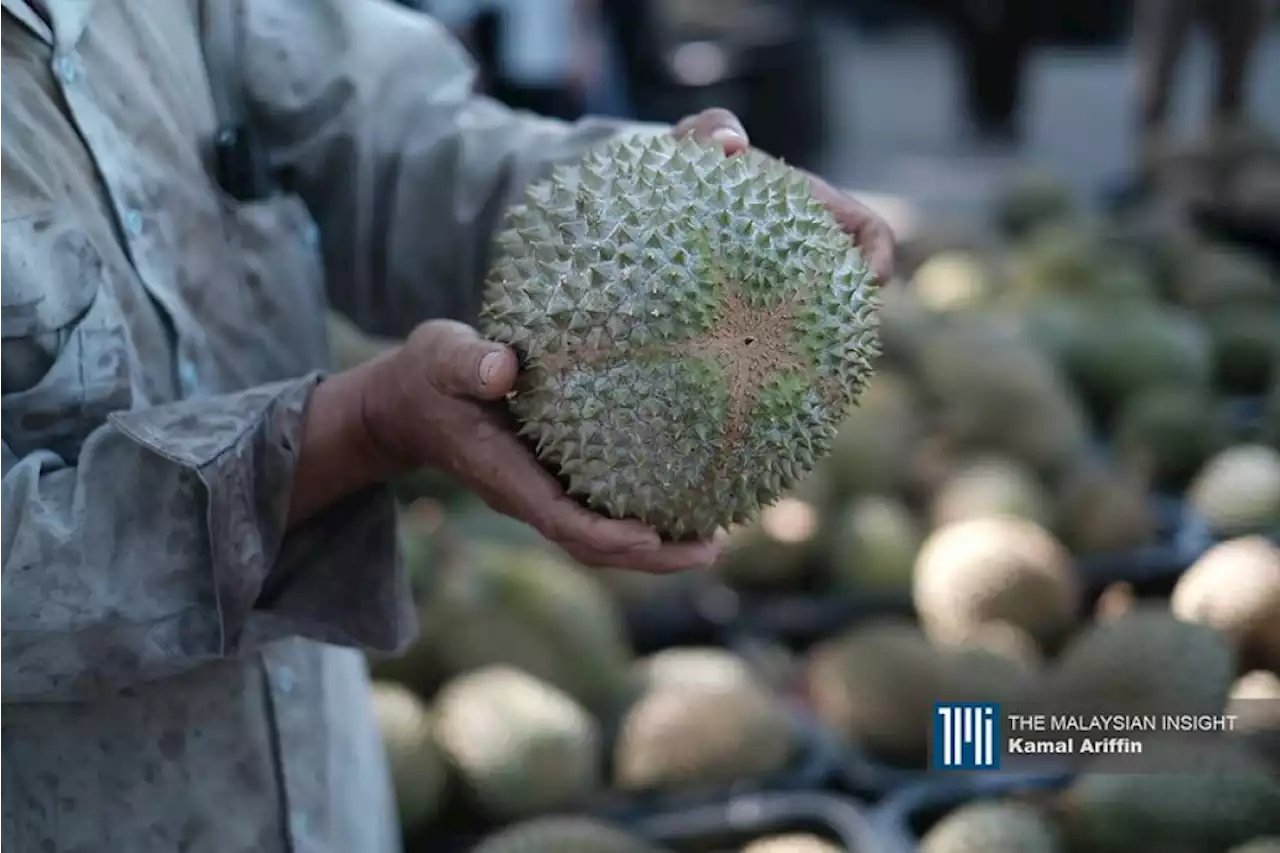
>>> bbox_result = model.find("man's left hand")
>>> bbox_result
[673,108,896,284]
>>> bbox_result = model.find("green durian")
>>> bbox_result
[612,678,796,793]
[432,665,603,821]
[1053,735,1280,853]
[1034,606,1236,720]
[1187,444,1280,537]
[928,454,1055,530]
[991,169,1077,238]
[920,800,1064,853]
[469,817,670,853]
[369,682,449,833]
[741,835,845,853]
[823,495,922,593]
[480,134,881,540]
[912,516,1080,654]
[1111,384,1228,492]
[1172,536,1280,672]
[911,250,1002,312]
[414,542,638,719]
[806,618,948,766]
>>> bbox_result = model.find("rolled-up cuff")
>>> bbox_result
[110,374,413,658]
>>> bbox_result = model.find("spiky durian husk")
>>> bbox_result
[480,134,881,540]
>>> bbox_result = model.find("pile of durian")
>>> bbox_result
[326,160,1280,853]
[367,515,824,851]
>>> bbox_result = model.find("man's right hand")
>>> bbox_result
[363,319,722,573]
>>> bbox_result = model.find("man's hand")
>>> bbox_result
[363,320,721,572]
[672,108,897,284]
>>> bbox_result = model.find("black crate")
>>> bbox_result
[871,771,1074,852]
[1073,492,1214,595]
[628,790,890,852]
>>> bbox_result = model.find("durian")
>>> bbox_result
[469,816,669,853]
[1053,735,1280,853]
[1112,384,1227,493]
[823,495,922,593]
[1172,536,1280,672]
[824,370,923,501]
[479,134,881,540]
[741,834,844,853]
[912,516,1080,653]
[911,250,1001,313]
[939,622,1043,705]
[914,315,1089,479]
[613,678,796,792]
[1054,462,1157,555]
[636,646,758,693]
[1187,444,1280,537]
[415,542,638,719]
[1229,670,1280,733]
[1034,606,1236,720]
[920,800,1063,853]
[713,495,822,589]
[928,455,1055,530]
[991,169,1076,238]
[806,619,947,765]
[369,682,449,832]
[431,666,602,821]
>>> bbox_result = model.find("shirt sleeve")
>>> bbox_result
[2,377,415,703]
[239,0,669,339]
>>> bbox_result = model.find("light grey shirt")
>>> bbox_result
[0,1,656,850]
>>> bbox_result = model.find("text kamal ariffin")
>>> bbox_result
[1005,713,1240,755]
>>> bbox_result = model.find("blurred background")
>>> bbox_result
[412,0,1279,230]
[354,3,1280,852]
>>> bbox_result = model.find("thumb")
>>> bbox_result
[674,108,750,156]
[420,320,519,400]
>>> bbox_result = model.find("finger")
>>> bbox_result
[859,218,897,284]
[673,108,750,155]
[567,538,723,574]
[805,176,897,285]
[462,419,662,552]
[418,320,519,400]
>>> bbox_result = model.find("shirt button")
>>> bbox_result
[124,209,144,237]
[177,358,199,394]
[53,55,79,85]
[273,665,296,694]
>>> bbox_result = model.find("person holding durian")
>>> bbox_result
[1,1,894,851]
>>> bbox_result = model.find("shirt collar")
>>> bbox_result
[2,0,96,51]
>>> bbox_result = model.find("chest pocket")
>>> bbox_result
[1,211,134,463]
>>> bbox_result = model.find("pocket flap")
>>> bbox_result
[2,210,104,338]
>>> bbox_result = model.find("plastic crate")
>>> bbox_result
[871,771,1074,853]
[1073,492,1214,595]
[629,790,888,852]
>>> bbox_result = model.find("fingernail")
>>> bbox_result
[479,351,504,385]
[711,127,746,146]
